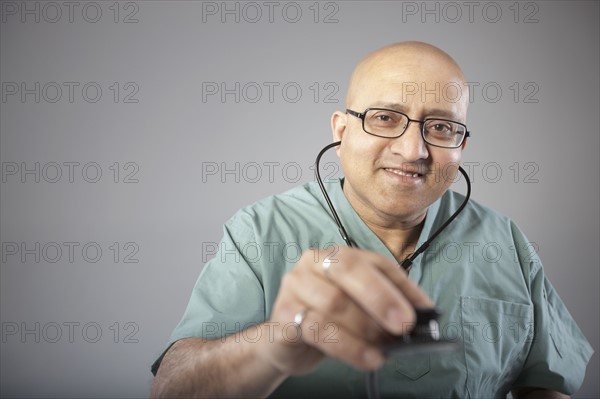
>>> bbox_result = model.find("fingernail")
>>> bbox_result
[386,308,405,332]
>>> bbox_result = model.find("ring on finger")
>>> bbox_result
[322,256,334,280]
[294,308,308,327]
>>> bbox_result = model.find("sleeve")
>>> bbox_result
[151,216,266,375]
[510,222,594,394]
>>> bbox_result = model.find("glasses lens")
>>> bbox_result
[423,119,466,148]
[364,109,409,138]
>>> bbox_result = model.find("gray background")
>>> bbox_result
[1,1,598,397]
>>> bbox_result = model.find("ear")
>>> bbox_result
[460,137,468,151]
[331,110,347,157]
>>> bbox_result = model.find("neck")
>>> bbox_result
[343,186,427,264]
[365,213,426,264]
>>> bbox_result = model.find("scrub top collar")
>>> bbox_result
[324,177,444,274]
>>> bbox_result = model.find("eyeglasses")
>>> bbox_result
[346,108,470,149]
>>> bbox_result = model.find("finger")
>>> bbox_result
[296,308,384,371]
[360,250,434,309]
[290,267,387,344]
[322,247,434,308]
[314,247,427,335]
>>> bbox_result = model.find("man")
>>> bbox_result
[151,42,592,398]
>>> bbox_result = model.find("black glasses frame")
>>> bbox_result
[346,108,471,149]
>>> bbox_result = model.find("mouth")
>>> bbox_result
[383,168,424,178]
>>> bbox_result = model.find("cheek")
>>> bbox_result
[340,133,380,174]
[430,150,463,185]
[340,147,366,181]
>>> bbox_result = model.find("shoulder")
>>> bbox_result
[231,180,326,220]
[441,190,516,229]
[441,190,539,273]
[440,190,533,256]
[223,180,330,237]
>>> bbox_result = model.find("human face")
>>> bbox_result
[332,57,468,226]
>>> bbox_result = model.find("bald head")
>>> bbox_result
[346,41,468,113]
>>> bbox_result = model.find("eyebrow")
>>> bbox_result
[368,102,460,120]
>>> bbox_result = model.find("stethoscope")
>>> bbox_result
[314,140,471,399]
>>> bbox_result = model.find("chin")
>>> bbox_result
[377,200,425,219]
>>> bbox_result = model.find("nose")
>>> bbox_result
[389,120,429,162]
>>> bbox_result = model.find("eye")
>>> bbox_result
[373,112,397,122]
[426,120,455,135]
[369,111,401,125]
[432,123,452,132]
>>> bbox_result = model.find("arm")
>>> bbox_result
[151,325,288,398]
[508,221,592,396]
[512,387,569,399]
[151,247,433,397]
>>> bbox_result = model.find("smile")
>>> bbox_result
[384,168,423,178]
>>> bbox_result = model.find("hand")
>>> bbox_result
[260,246,434,376]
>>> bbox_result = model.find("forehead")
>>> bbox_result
[353,57,468,120]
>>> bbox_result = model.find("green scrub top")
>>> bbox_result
[154,179,593,398]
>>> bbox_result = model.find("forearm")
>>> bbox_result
[151,324,288,398]
[512,387,570,399]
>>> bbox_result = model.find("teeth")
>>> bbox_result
[386,168,420,178]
